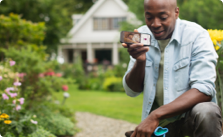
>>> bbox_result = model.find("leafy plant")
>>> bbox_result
[0,59,38,136]
[208,29,223,116]
[37,113,76,136]
[28,126,56,137]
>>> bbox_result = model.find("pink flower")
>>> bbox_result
[30,119,38,124]
[5,87,15,94]
[2,93,9,100]
[10,60,16,66]
[18,73,26,78]
[38,73,45,78]
[16,105,21,111]
[9,93,18,98]
[45,71,55,76]
[13,100,16,104]
[62,85,68,91]
[14,82,22,86]
[55,73,62,77]
[19,98,25,105]
[0,76,2,81]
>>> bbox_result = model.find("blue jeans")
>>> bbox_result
[164,102,222,137]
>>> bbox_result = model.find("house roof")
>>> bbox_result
[67,0,128,38]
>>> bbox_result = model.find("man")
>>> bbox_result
[122,0,222,137]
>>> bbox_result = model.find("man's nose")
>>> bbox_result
[151,18,161,29]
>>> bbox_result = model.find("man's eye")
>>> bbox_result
[161,17,167,21]
[147,18,152,21]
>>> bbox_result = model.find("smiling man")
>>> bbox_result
[122,0,222,137]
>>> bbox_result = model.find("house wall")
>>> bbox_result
[59,0,137,66]
[69,0,127,43]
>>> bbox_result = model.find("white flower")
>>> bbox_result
[63,92,70,98]
[30,119,38,124]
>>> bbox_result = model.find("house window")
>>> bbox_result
[93,17,126,30]
[112,17,126,29]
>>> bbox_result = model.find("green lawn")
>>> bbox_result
[53,84,143,124]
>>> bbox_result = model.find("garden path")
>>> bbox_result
[74,112,137,137]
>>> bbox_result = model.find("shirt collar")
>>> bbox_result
[170,18,181,44]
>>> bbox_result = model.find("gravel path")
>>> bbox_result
[74,112,138,137]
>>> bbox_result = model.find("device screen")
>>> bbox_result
[121,31,151,45]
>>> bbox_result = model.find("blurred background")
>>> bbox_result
[0,0,223,136]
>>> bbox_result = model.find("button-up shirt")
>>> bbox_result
[123,18,218,122]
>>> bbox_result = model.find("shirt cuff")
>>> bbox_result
[191,83,216,97]
[123,73,141,97]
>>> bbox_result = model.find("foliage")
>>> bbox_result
[37,113,76,136]
[0,14,76,136]
[0,59,38,136]
[0,0,71,54]
[28,126,56,137]
[59,63,127,92]
[208,29,223,116]
[128,0,145,24]
[103,76,124,91]
[0,14,45,49]
[123,0,223,30]
[1,47,73,108]
[178,0,223,29]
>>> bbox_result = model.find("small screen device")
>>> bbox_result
[120,31,151,46]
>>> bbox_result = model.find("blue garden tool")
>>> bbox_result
[151,126,168,137]
[125,126,168,137]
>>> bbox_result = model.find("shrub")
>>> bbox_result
[37,113,76,136]
[28,127,56,137]
[103,76,124,92]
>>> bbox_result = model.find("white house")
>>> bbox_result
[58,0,140,65]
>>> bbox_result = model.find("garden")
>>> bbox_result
[0,0,223,136]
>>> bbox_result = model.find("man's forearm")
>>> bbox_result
[125,60,146,92]
[151,88,212,120]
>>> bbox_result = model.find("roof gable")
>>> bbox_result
[67,0,128,37]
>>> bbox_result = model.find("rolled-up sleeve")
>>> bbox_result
[189,30,218,98]
[123,56,142,97]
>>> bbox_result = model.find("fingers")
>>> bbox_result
[122,43,128,48]
[134,29,139,32]
[131,130,137,137]
[128,43,144,49]
[128,48,148,59]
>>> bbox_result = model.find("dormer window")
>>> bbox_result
[93,17,126,30]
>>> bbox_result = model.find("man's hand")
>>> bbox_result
[122,29,149,62]
[130,112,159,137]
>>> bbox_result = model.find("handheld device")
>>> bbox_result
[120,31,151,46]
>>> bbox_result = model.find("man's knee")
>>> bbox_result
[191,102,222,120]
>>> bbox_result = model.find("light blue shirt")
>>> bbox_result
[123,18,218,122]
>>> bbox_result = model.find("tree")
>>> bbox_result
[0,0,93,54]
[122,0,223,30]
[178,0,223,29]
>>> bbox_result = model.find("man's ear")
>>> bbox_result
[175,7,179,19]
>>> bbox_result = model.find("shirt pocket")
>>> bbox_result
[173,57,190,92]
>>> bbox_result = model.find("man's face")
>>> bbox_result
[144,0,179,40]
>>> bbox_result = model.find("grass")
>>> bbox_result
[53,84,143,124]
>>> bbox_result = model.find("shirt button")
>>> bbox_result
[153,84,155,86]
[149,102,151,104]
[165,68,168,71]
[165,87,168,90]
